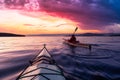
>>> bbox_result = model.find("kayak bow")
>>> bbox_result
[17,44,66,80]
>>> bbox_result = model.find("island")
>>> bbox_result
[0,33,25,37]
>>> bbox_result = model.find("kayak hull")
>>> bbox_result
[64,39,91,48]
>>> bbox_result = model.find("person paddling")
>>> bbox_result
[68,27,78,43]
[69,34,77,43]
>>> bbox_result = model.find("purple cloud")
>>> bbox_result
[38,0,120,31]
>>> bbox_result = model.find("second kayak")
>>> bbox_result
[63,39,92,50]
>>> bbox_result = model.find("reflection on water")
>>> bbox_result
[0,36,120,80]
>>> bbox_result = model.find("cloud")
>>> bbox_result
[1,0,120,33]
[104,23,120,33]
[38,0,120,30]
[24,24,35,26]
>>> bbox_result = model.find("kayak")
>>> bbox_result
[63,39,91,49]
[17,44,66,80]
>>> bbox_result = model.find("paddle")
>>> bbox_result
[73,27,78,35]
[68,27,78,42]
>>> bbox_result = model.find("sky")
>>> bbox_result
[0,0,120,34]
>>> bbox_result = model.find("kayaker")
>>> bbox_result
[69,35,77,43]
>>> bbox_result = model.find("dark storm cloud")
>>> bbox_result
[38,0,120,30]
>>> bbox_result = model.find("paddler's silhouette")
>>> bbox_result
[69,27,78,43]
[69,35,77,43]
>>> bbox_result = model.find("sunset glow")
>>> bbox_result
[0,9,100,34]
[0,0,120,34]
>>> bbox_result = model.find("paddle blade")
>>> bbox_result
[75,27,78,32]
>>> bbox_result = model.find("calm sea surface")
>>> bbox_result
[0,36,120,80]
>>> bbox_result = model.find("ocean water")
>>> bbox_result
[0,36,120,80]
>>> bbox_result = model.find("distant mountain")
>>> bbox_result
[76,33,120,36]
[0,33,25,37]
[28,33,120,36]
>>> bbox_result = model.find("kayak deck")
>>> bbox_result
[18,64,65,80]
[17,45,66,80]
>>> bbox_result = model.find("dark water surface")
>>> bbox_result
[0,36,120,80]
